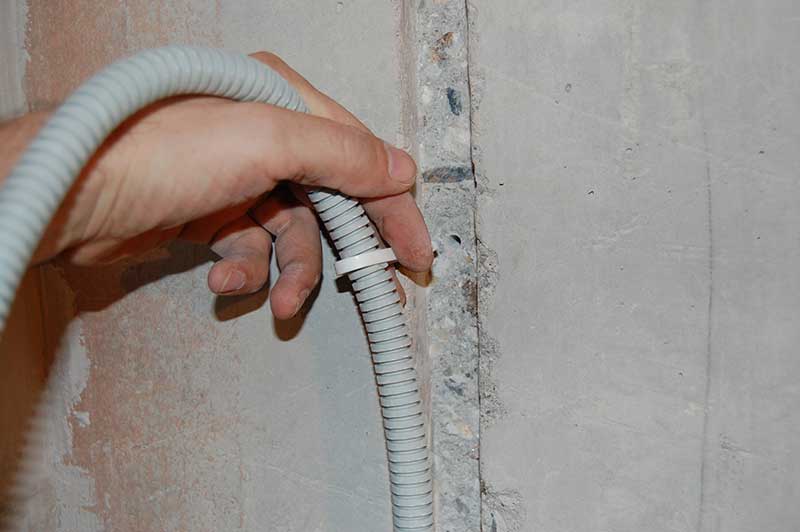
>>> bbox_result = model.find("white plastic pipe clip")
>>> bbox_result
[334,247,398,277]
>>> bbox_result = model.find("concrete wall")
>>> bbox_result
[472,1,800,531]
[2,1,800,531]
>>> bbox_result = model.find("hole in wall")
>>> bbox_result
[449,234,462,245]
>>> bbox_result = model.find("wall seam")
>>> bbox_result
[462,2,483,531]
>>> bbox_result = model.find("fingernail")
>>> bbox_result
[221,269,246,293]
[384,142,416,185]
[294,289,311,316]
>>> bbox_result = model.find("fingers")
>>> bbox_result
[251,187,322,320]
[232,103,416,197]
[362,195,434,272]
[202,187,323,320]
[251,52,433,272]
[287,185,431,275]
[390,266,407,307]
[207,215,272,295]
[244,54,417,194]
[211,54,426,317]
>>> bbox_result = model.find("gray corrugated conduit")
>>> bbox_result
[0,46,432,532]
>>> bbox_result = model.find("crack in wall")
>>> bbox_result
[464,2,523,530]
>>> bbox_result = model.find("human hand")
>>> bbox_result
[23,52,432,319]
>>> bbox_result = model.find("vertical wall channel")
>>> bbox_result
[405,1,482,530]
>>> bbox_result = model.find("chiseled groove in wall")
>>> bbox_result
[413,1,481,530]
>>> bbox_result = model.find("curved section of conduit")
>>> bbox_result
[0,46,432,531]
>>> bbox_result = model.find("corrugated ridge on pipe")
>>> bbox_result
[0,46,432,531]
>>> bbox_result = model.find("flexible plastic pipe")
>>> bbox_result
[0,46,432,531]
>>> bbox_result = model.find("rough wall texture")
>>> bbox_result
[413,2,481,531]
[3,1,800,531]
[472,0,800,531]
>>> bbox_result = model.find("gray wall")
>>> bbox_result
[473,1,800,531]
[2,1,799,531]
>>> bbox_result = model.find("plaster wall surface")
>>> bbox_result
[472,1,800,531]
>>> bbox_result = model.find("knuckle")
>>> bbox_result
[256,203,292,236]
[237,104,291,177]
[340,125,384,176]
[410,243,434,269]
[283,259,315,282]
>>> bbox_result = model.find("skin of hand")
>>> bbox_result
[0,52,433,319]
